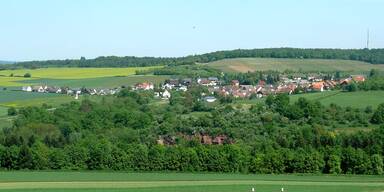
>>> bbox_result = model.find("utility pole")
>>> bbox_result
[366,28,370,49]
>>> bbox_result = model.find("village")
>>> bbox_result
[20,74,366,102]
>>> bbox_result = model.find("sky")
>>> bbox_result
[0,0,383,61]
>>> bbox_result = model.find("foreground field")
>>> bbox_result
[0,172,383,192]
[206,58,384,73]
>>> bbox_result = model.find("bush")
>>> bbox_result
[23,73,31,78]
[7,107,17,116]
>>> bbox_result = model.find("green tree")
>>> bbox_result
[23,73,31,78]
[371,154,383,175]
[7,107,17,116]
[371,103,384,124]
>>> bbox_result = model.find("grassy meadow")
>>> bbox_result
[206,58,384,73]
[0,66,163,87]
[236,90,384,109]
[17,75,169,88]
[0,67,161,79]
[0,172,383,192]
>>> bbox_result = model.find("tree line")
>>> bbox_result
[2,48,384,69]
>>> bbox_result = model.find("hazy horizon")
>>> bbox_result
[1,0,383,61]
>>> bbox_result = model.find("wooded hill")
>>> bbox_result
[3,48,384,69]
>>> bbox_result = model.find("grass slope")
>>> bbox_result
[237,91,384,109]
[206,58,384,73]
[0,172,383,192]
[290,91,384,108]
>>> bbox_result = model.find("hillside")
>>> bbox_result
[206,58,384,73]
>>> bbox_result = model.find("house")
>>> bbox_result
[89,88,98,95]
[181,78,192,86]
[351,75,365,83]
[32,85,46,93]
[46,86,62,94]
[203,96,217,103]
[197,78,211,86]
[178,85,188,92]
[134,82,154,90]
[162,90,171,99]
[311,82,324,92]
[163,79,180,90]
[212,135,228,145]
[157,135,176,145]
[201,135,213,145]
[324,80,337,90]
[197,77,219,86]
[22,86,32,92]
[231,80,240,87]
[208,77,219,85]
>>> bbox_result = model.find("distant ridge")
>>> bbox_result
[4,48,384,68]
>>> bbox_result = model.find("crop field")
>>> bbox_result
[16,75,169,88]
[0,76,38,87]
[206,58,384,73]
[237,90,384,109]
[0,172,382,192]
[0,67,161,79]
[0,66,162,87]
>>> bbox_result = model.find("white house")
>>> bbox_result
[162,90,171,99]
[22,86,32,92]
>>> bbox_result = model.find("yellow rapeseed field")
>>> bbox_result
[0,66,161,79]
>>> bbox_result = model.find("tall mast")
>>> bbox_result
[367,28,370,49]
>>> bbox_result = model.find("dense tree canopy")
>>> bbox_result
[0,88,383,174]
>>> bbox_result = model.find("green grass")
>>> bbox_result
[291,90,384,108]
[0,67,163,87]
[0,106,13,129]
[239,91,384,109]
[17,75,169,88]
[206,58,384,73]
[0,67,161,79]
[0,172,383,192]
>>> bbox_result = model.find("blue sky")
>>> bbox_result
[0,0,383,61]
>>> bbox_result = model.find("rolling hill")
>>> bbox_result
[206,58,384,73]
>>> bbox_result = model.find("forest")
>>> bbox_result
[0,86,383,175]
[2,48,384,69]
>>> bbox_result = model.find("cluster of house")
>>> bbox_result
[206,74,366,99]
[133,78,192,100]
[21,85,119,99]
[157,133,232,146]
[20,74,366,102]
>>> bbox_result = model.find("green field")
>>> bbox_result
[206,58,384,73]
[16,75,168,88]
[291,91,384,108]
[237,91,384,109]
[0,67,161,79]
[0,67,162,87]
[0,172,382,192]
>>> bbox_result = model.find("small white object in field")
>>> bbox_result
[281,187,284,192]
[251,187,255,192]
